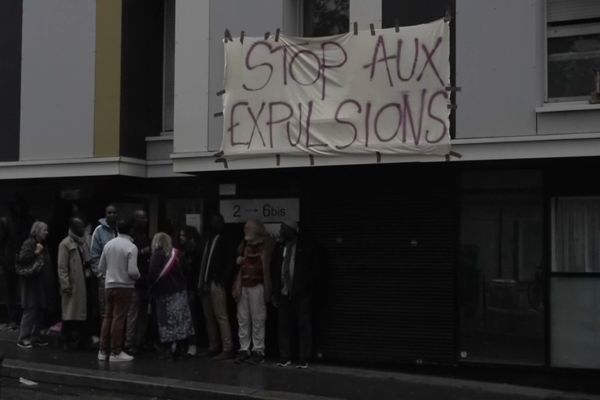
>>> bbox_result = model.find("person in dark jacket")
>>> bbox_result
[148,232,194,359]
[197,214,234,360]
[271,221,319,369]
[178,225,203,356]
[16,221,55,349]
[125,210,151,354]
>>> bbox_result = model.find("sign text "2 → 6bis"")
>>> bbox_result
[220,198,299,223]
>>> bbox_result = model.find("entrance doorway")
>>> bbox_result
[458,170,545,365]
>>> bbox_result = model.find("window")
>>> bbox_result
[458,171,545,365]
[551,196,600,368]
[382,0,451,28]
[552,197,600,273]
[547,0,600,101]
[302,0,348,37]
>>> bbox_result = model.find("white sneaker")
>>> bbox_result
[109,351,134,362]
[97,351,108,361]
[187,344,197,356]
[277,360,292,367]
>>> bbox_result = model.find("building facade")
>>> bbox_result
[1,0,600,370]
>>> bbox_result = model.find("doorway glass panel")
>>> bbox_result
[458,171,545,365]
[551,197,600,368]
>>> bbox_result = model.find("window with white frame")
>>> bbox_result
[552,197,600,273]
[546,0,600,101]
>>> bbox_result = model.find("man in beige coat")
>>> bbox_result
[57,217,92,350]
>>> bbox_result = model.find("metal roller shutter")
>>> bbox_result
[547,0,600,23]
[303,167,456,365]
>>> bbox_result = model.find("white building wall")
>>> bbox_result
[455,0,546,138]
[20,0,96,160]
[173,0,211,154]
[172,0,600,173]
[174,0,292,154]
[207,0,285,152]
[350,0,381,29]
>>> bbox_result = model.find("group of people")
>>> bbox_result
[176,213,318,368]
[2,203,318,368]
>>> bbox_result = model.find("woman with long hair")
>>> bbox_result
[16,221,55,349]
[148,232,194,359]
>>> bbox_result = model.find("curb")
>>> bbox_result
[1,359,343,400]
[298,364,600,400]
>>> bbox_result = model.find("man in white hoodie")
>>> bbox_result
[97,218,140,362]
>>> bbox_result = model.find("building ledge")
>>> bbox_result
[145,133,174,142]
[171,133,600,173]
[0,157,189,180]
[452,132,600,144]
[535,101,600,113]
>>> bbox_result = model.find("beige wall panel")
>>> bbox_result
[94,0,122,157]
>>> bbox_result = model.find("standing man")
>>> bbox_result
[57,217,91,350]
[198,214,234,360]
[90,204,118,338]
[125,210,151,354]
[97,219,140,362]
[272,221,318,369]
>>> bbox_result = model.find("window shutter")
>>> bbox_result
[547,0,600,23]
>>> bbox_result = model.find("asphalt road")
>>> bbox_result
[1,379,165,400]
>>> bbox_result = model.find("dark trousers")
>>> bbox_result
[4,268,21,324]
[187,290,199,346]
[18,307,44,342]
[100,288,133,354]
[87,276,102,336]
[278,294,312,363]
[125,287,149,349]
[62,320,88,349]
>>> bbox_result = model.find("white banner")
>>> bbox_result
[221,19,450,158]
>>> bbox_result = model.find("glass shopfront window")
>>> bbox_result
[458,170,545,365]
[553,197,600,273]
[551,197,600,368]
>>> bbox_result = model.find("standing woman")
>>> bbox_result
[148,232,194,359]
[178,226,203,357]
[16,221,54,349]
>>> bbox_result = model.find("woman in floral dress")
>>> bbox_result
[148,232,194,358]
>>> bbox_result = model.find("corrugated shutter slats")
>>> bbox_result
[547,0,600,23]
[305,170,456,365]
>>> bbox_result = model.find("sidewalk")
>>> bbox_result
[0,330,598,400]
